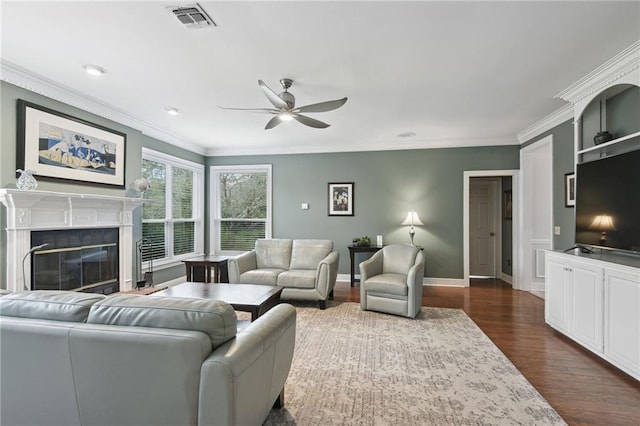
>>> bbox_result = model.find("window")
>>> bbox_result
[211,165,272,253]
[141,148,204,266]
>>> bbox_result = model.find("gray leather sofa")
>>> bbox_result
[228,239,339,309]
[0,291,296,426]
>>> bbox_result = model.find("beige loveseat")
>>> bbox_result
[228,239,339,309]
[0,291,296,426]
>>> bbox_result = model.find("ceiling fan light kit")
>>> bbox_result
[220,78,347,130]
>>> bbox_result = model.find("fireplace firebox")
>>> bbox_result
[31,228,119,294]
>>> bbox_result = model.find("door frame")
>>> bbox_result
[469,177,501,278]
[463,170,520,288]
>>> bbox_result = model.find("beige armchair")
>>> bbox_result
[359,244,425,318]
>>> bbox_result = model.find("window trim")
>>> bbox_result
[141,147,205,268]
[210,164,272,254]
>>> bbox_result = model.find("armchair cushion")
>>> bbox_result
[363,273,409,296]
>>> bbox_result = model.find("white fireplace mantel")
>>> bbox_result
[0,189,146,293]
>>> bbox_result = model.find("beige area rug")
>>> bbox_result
[262,302,565,426]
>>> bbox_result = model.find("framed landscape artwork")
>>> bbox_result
[328,182,354,216]
[17,99,126,188]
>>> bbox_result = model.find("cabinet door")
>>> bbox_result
[545,256,570,332]
[604,268,640,380]
[570,262,603,353]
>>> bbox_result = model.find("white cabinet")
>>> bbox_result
[545,250,640,381]
[604,268,640,379]
[545,252,603,353]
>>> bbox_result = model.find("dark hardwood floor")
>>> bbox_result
[332,278,640,426]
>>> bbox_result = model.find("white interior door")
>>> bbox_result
[520,135,554,292]
[470,178,498,277]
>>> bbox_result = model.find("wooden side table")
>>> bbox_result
[182,255,231,283]
[348,245,384,287]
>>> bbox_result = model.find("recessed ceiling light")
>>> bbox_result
[83,64,106,76]
[165,107,180,116]
[397,131,416,138]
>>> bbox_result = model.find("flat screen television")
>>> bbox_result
[575,148,640,254]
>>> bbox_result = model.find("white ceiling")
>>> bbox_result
[1,1,639,156]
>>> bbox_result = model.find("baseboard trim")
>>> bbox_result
[337,274,466,287]
[500,273,513,285]
[423,278,467,287]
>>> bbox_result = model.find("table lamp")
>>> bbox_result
[589,214,615,245]
[401,211,423,246]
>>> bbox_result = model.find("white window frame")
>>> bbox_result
[142,147,205,269]
[210,164,272,254]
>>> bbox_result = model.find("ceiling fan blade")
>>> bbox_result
[294,114,330,129]
[258,80,288,109]
[265,115,283,130]
[294,97,347,113]
[219,106,278,114]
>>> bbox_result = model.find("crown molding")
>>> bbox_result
[1,60,208,156]
[206,136,519,157]
[517,104,574,144]
[554,40,640,106]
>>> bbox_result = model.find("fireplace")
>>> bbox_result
[0,189,145,293]
[31,228,119,294]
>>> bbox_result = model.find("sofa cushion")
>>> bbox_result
[239,269,284,286]
[255,239,293,270]
[289,239,333,270]
[277,270,318,289]
[87,294,237,348]
[0,291,106,322]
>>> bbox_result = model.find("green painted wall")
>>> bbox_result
[208,146,520,279]
[0,82,205,289]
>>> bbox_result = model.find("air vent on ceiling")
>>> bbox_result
[168,3,216,29]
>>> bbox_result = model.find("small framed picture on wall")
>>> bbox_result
[565,172,575,207]
[503,189,512,220]
[328,182,354,216]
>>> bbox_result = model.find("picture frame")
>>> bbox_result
[17,99,126,188]
[328,182,354,216]
[503,189,512,220]
[565,172,575,207]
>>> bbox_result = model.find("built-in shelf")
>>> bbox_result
[577,130,640,155]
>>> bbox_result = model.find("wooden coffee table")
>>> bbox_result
[151,282,283,321]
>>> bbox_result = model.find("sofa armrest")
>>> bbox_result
[227,251,257,283]
[198,303,296,426]
[315,251,339,298]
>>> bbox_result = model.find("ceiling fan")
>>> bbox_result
[220,79,347,130]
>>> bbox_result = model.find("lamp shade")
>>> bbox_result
[589,214,616,231]
[401,211,424,226]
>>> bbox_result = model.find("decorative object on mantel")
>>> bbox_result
[15,169,38,190]
[17,99,127,188]
[594,130,614,145]
[401,211,423,246]
[352,236,371,247]
[128,177,150,198]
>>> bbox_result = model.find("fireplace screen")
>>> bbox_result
[31,228,119,293]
